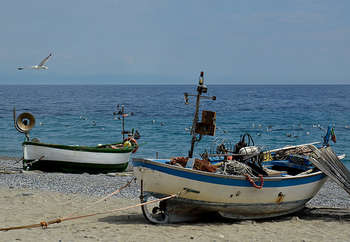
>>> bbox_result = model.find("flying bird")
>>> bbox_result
[17,53,52,70]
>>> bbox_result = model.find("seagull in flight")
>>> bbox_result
[17,53,52,70]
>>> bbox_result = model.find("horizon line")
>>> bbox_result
[1,83,350,86]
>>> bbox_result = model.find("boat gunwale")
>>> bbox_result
[23,141,134,153]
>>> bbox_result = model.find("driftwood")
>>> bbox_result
[296,207,350,221]
[0,169,18,174]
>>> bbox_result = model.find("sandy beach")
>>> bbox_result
[1,187,350,242]
[1,158,350,241]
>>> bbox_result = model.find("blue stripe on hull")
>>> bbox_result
[133,160,326,187]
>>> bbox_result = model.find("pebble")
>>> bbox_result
[0,158,139,199]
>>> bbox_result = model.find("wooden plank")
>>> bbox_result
[267,142,321,153]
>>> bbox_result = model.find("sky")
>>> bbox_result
[1,0,350,85]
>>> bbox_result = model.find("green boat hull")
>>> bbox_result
[23,159,129,174]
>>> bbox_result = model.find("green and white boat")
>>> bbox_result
[22,140,136,173]
[14,106,138,173]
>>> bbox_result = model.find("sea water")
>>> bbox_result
[0,84,349,169]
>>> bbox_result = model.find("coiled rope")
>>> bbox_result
[245,174,264,189]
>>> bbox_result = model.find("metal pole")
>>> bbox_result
[189,85,202,158]
[122,105,125,140]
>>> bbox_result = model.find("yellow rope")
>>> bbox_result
[64,177,136,218]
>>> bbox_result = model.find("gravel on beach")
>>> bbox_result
[0,157,139,200]
[1,157,349,208]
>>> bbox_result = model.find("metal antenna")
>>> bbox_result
[185,72,216,158]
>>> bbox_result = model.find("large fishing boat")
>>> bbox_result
[14,105,138,173]
[133,72,349,223]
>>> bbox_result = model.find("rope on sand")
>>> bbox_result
[0,184,181,232]
[64,177,136,218]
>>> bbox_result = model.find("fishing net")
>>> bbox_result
[216,160,255,177]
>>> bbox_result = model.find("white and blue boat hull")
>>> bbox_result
[133,158,327,221]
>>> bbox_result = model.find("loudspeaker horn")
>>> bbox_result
[16,112,35,133]
[13,108,35,134]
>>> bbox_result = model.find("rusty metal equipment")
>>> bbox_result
[195,110,216,136]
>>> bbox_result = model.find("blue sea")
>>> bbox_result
[1,84,349,169]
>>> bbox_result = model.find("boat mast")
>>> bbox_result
[115,104,133,140]
[185,72,216,158]
[121,105,126,140]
